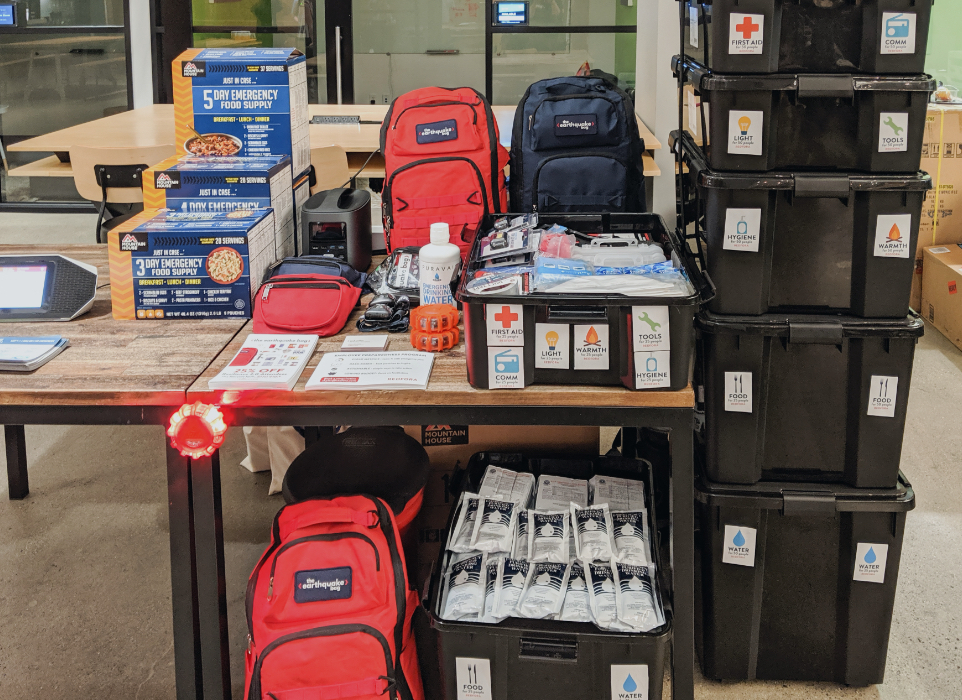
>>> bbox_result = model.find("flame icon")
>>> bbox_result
[888,223,902,241]
[584,326,601,346]
[545,330,559,350]
[738,115,752,135]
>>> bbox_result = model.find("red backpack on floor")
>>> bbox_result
[380,86,509,258]
[244,496,424,700]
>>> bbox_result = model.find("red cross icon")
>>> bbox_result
[494,306,519,329]
[735,16,759,40]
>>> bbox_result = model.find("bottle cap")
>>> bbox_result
[430,222,451,245]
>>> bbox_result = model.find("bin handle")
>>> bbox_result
[792,175,853,200]
[796,75,855,100]
[788,321,844,345]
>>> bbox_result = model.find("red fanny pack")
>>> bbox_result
[253,274,362,336]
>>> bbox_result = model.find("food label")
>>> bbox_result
[722,525,757,566]
[853,543,889,583]
[611,664,649,700]
[632,306,670,352]
[456,658,492,700]
[880,12,916,55]
[535,323,569,369]
[634,352,671,389]
[723,209,762,252]
[573,324,609,370]
[879,113,909,153]
[729,13,764,55]
[485,304,524,346]
[488,346,524,388]
[874,214,912,258]
[867,375,899,417]
[724,372,752,412]
[728,111,764,156]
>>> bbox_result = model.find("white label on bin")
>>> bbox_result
[729,13,764,55]
[724,372,753,412]
[881,12,916,55]
[689,5,699,48]
[879,113,909,153]
[722,525,757,567]
[724,209,762,252]
[867,375,899,417]
[488,347,524,389]
[612,664,649,700]
[456,657,492,700]
[485,304,524,346]
[535,323,569,369]
[632,306,671,352]
[875,214,912,258]
[854,543,889,583]
[728,111,764,156]
[634,351,671,389]
[573,324,609,370]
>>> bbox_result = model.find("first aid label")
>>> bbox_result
[880,13,916,55]
[486,304,524,346]
[729,13,764,55]
[867,375,899,417]
[728,111,764,156]
[724,209,762,252]
[724,372,753,412]
[632,306,670,352]
[456,658,492,700]
[722,525,757,567]
[853,543,889,583]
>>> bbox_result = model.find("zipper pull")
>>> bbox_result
[384,215,392,233]
[261,284,273,301]
[267,576,274,599]
[528,114,533,131]
[247,634,253,655]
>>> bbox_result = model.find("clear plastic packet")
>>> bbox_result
[440,552,486,621]
[614,563,662,632]
[612,510,652,566]
[513,510,529,559]
[493,558,529,619]
[518,562,571,619]
[470,497,518,554]
[589,475,647,511]
[479,466,536,507]
[528,510,569,563]
[585,561,631,631]
[571,503,614,562]
[559,562,592,622]
[464,272,524,296]
[532,255,593,291]
[480,555,504,624]
[448,493,480,553]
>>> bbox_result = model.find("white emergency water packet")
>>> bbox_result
[479,466,536,507]
[448,493,480,553]
[513,510,529,559]
[480,556,503,624]
[559,562,592,622]
[585,561,630,631]
[518,562,571,619]
[615,563,662,632]
[571,503,614,562]
[493,558,529,619]
[535,475,589,510]
[589,475,647,511]
[528,510,569,563]
[441,552,487,620]
[612,510,652,566]
[471,497,518,553]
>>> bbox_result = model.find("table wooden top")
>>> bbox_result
[0,246,246,408]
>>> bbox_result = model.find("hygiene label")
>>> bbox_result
[728,13,764,55]
[880,12,916,55]
[723,209,762,252]
[722,525,757,567]
[611,664,649,700]
[632,306,670,352]
[879,113,909,153]
[853,543,889,583]
[728,111,764,156]
[573,324,610,370]
[634,351,671,389]
[535,323,569,369]
[456,658,492,700]
[874,214,912,258]
[485,304,524,346]
[867,375,899,417]
[724,372,753,412]
[488,346,524,388]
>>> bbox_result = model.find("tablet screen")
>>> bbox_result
[0,266,48,309]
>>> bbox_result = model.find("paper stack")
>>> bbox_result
[208,334,318,391]
[0,336,68,372]
[305,351,435,390]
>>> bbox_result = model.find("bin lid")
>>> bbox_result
[695,472,915,514]
[696,310,924,340]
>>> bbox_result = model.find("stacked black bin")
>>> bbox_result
[676,0,933,686]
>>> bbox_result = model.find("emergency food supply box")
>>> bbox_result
[697,472,915,686]
[676,56,935,173]
[684,0,933,75]
[172,48,310,177]
[143,155,296,261]
[458,214,712,391]
[675,131,931,317]
[419,452,671,700]
[107,208,275,320]
[698,311,923,488]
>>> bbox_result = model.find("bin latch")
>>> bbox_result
[519,637,578,661]
[788,320,844,345]
[782,491,837,517]
[793,175,852,199]
[796,75,854,100]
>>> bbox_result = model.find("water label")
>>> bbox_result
[724,209,762,252]
[874,214,912,258]
[632,306,670,352]
[853,543,889,583]
[611,664,649,700]
[867,375,899,417]
[573,324,609,370]
[728,111,764,156]
[485,304,524,346]
[729,13,764,55]
[880,12,916,55]
[488,346,524,388]
[879,113,909,153]
[722,525,757,567]
[724,372,753,412]
[456,658,492,700]
[634,352,671,389]
[535,323,569,369]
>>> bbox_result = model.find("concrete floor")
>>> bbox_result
[0,213,960,699]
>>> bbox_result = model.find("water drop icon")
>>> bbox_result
[865,547,877,564]
[623,675,637,693]
[733,530,746,547]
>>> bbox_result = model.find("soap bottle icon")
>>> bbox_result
[646,356,658,372]
[737,217,748,237]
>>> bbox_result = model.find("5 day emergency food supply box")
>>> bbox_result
[172,48,310,177]
[143,155,296,261]
[107,208,275,320]
[458,214,712,391]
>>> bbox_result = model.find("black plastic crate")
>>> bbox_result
[684,0,933,75]
[674,131,931,317]
[420,453,671,700]
[696,472,915,685]
[457,213,713,390]
[698,311,923,488]
[675,56,935,173]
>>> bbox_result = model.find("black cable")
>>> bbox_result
[339,148,382,189]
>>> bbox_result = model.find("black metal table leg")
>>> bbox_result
[167,444,203,700]
[192,451,232,700]
[668,415,696,700]
[5,424,28,500]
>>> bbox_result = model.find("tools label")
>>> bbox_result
[535,323,569,369]
[634,351,671,389]
[867,375,899,417]
[724,372,753,412]
[854,543,889,583]
[488,346,524,388]
[485,304,524,346]
[728,111,764,156]
[874,214,912,258]
[456,658,492,700]
[729,13,764,55]
[722,525,757,567]
[880,12,916,55]
[632,306,671,352]
[879,113,909,153]
[573,324,609,370]
[723,208,762,252]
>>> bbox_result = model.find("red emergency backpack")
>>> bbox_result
[244,495,424,700]
[380,86,509,257]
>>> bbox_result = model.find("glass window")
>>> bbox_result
[193,0,305,29]
[491,0,635,28]
[16,0,125,27]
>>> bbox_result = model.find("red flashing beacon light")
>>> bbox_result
[168,401,228,458]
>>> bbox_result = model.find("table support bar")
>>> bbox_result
[5,424,28,500]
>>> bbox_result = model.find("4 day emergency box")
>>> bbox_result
[172,48,310,177]
[107,208,276,320]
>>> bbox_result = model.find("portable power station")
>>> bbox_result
[300,188,372,271]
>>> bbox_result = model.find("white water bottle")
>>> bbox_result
[419,223,461,306]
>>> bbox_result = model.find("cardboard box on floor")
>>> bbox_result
[921,245,962,351]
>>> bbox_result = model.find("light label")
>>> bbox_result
[456,658,492,700]
[632,306,670,352]
[488,347,524,388]
[880,12,916,55]
[874,214,912,258]
[867,375,899,417]
[573,324,609,370]
[722,525,757,567]
[535,323,569,369]
[728,111,764,156]
[729,13,764,55]
[634,351,671,389]
[724,372,753,412]
[485,304,524,346]
[879,113,909,153]
[611,664,649,700]
[853,543,889,583]
[723,208,762,252]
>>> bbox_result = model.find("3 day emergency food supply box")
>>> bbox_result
[676,132,931,317]
[684,0,933,75]
[107,208,275,320]
[143,155,296,260]
[172,48,309,177]
[698,311,923,488]
[676,56,935,173]
[458,214,712,391]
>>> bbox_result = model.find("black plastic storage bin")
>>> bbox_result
[675,56,935,173]
[696,472,915,685]
[674,131,931,317]
[422,452,671,700]
[458,213,713,390]
[684,0,933,75]
[698,311,923,487]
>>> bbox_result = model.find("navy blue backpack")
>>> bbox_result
[509,76,646,213]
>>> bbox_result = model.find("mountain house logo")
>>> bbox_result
[555,113,599,136]
[422,425,469,446]
[729,13,764,55]
[416,119,458,144]
[154,171,180,190]
[120,233,147,252]
[181,60,206,78]
[875,214,911,258]
[879,113,909,153]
